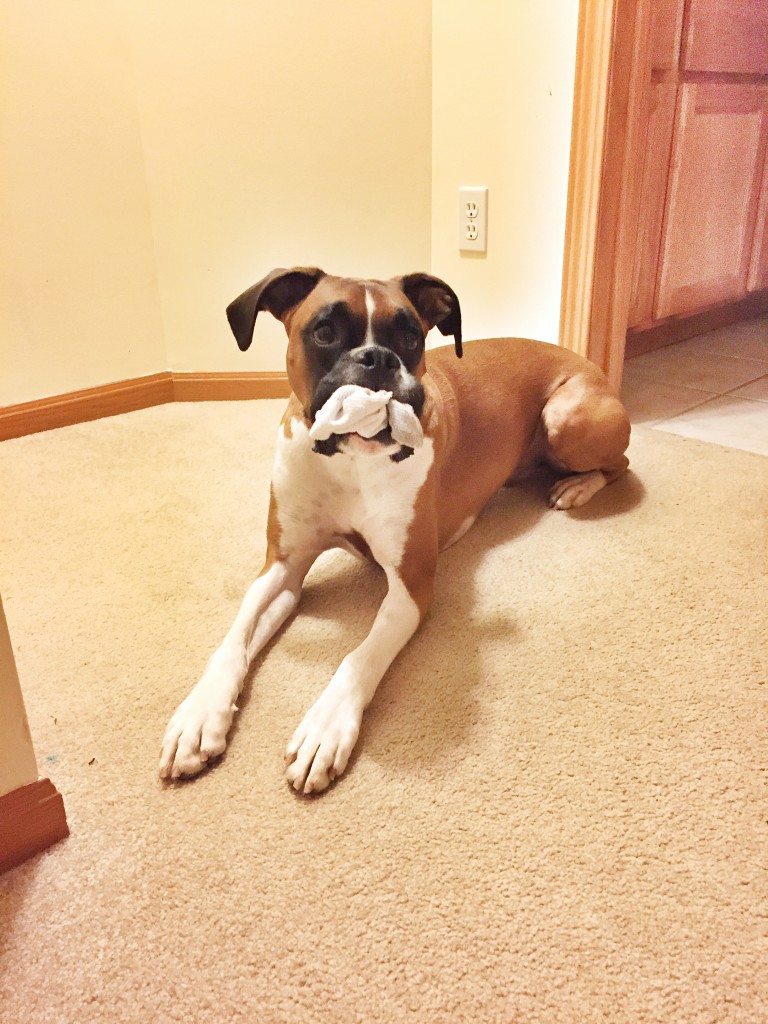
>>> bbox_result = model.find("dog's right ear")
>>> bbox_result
[226,267,325,351]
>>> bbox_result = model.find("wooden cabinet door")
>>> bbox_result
[628,83,677,325]
[627,0,768,330]
[656,84,768,318]
[682,0,768,75]
[750,151,768,290]
[649,0,684,70]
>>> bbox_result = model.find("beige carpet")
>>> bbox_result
[0,399,766,1024]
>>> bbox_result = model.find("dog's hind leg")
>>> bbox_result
[159,549,315,780]
[541,375,630,511]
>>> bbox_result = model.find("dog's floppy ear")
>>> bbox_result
[394,273,463,358]
[226,267,325,351]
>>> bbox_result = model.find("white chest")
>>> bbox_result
[271,418,434,567]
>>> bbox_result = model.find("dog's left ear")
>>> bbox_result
[394,273,463,358]
[226,267,326,351]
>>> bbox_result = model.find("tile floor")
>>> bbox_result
[620,314,768,456]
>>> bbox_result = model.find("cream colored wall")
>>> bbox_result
[431,0,579,346]
[123,1,433,373]
[0,596,38,799]
[0,1,166,407]
[0,0,432,404]
[0,0,577,402]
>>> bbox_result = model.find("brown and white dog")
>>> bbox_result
[159,268,630,794]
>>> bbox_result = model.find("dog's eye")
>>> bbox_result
[403,328,422,352]
[313,323,336,346]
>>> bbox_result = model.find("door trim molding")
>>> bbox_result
[559,0,617,362]
[560,0,652,391]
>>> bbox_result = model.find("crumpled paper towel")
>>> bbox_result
[309,384,423,449]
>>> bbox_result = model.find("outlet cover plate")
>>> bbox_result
[459,186,488,253]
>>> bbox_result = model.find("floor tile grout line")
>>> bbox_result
[622,367,724,392]
[626,351,768,370]
[723,356,768,366]
[722,373,768,398]
[626,345,768,366]
[644,392,739,430]
[624,361,768,394]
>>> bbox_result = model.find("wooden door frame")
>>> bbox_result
[559,0,652,392]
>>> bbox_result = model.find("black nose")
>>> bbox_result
[350,345,401,373]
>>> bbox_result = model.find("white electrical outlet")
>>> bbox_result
[459,186,488,253]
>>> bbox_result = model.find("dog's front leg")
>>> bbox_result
[159,553,314,779]
[285,558,435,795]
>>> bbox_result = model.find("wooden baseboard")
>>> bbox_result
[626,290,768,358]
[0,372,174,442]
[0,777,69,874]
[0,371,291,441]
[172,372,291,402]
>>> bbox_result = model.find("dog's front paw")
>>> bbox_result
[284,685,363,795]
[159,687,236,780]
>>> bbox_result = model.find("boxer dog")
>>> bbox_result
[159,268,630,794]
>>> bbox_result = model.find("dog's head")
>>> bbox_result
[226,268,462,457]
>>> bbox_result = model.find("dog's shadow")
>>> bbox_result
[228,466,645,787]
[359,467,644,778]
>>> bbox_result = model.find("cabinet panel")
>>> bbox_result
[656,84,768,318]
[749,148,768,291]
[628,83,677,326]
[650,0,684,71]
[683,0,768,75]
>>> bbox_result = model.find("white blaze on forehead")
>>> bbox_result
[363,287,376,346]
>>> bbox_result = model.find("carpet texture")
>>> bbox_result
[0,400,766,1024]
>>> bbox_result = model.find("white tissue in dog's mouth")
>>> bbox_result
[309,384,423,448]
[386,399,424,449]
